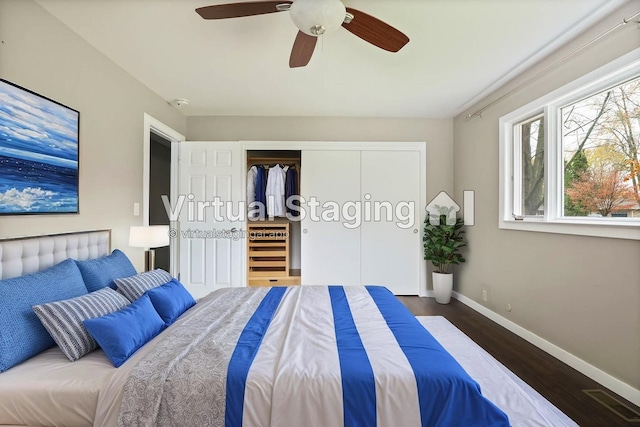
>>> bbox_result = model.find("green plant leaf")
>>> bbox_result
[423,216,466,271]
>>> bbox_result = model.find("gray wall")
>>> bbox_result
[453,2,640,391]
[0,0,187,269]
[187,116,454,203]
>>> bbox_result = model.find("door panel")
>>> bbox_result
[187,238,206,287]
[360,151,421,295]
[301,151,361,286]
[178,142,242,298]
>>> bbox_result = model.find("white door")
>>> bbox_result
[301,151,361,286]
[360,151,421,295]
[178,142,243,298]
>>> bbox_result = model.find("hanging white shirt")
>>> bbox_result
[266,164,286,217]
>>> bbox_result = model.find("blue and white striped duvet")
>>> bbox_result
[227,285,508,427]
[117,286,510,427]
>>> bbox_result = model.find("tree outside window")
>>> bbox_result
[562,76,640,218]
[518,116,544,216]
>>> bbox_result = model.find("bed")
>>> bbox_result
[0,230,573,427]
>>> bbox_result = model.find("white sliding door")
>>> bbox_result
[178,142,243,298]
[360,151,421,295]
[301,151,361,286]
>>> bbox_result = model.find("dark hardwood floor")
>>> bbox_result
[398,296,640,427]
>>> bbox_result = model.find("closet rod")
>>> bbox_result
[247,159,300,167]
[248,157,299,162]
[466,10,640,120]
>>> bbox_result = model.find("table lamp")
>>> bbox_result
[129,225,170,271]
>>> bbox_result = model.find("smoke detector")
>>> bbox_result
[173,99,189,107]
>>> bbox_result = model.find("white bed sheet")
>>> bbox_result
[418,316,578,427]
[0,346,116,427]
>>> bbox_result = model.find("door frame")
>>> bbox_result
[143,113,185,276]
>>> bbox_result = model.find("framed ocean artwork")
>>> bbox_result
[0,79,79,214]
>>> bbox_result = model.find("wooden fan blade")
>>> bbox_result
[289,31,317,68]
[342,7,409,52]
[196,1,292,19]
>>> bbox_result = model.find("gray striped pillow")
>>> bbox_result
[32,287,130,361]
[114,269,172,302]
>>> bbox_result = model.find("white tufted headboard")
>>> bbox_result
[0,230,111,280]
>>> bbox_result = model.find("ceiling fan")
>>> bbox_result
[195,0,410,68]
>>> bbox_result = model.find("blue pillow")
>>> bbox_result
[146,278,196,326]
[83,294,165,367]
[0,259,88,372]
[75,249,137,292]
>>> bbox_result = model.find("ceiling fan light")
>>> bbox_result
[289,0,346,37]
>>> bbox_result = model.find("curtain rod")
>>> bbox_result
[466,10,640,120]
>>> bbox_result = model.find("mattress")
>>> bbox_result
[0,345,116,427]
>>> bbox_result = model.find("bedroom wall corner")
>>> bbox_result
[452,1,640,402]
[0,0,187,270]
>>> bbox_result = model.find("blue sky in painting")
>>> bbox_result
[0,81,78,169]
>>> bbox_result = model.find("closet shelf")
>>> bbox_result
[247,221,300,287]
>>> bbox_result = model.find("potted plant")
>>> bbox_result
[423,209,466,304]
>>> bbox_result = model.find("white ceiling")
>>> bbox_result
[35,0,625,118]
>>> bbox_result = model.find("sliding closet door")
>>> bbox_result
[178,142,243,298]
[301,151,361,286]
[360,151,421,295]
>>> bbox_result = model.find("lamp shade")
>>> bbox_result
[129,225,170,249]
[289,0,346,36]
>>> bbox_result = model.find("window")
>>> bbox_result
[500,48,640,239]
[514,114,545,217]
[561,77,640,219]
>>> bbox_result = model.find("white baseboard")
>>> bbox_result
[448,291,640,407]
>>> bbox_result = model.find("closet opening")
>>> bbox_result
[246,150,302,287]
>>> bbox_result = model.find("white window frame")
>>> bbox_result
[499,47,640,240]
[512,113,545,218]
